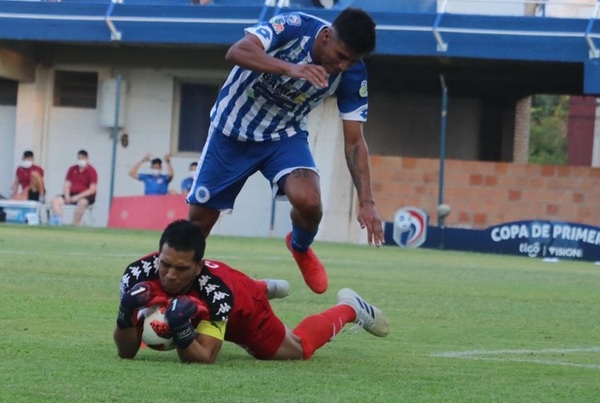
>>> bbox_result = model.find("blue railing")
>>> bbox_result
[1,0,599,60]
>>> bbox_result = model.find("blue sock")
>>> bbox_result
[291,224,318,252]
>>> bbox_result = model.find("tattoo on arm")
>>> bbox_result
[346,145,363,194]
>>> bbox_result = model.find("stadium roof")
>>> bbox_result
[1,0,600,93]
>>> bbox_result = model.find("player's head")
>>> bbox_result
[160,219,206,263]
[22,150,34,160]
[316,8,376,74]
[331,8,376,56]
[158,220,206,295]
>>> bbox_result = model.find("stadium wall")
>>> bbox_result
[369,156,600,230]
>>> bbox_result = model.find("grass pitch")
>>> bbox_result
[1,224,599,402]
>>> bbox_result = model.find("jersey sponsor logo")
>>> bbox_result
[269,16,286,34]
[293,93,309,103]
[359,80,368,98]
[286,14,301,26]
[254,73,306,110]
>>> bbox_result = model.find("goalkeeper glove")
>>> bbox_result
[116,281,157,329]
[165,296,201,349]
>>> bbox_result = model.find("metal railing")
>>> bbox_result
[1,0,600,58]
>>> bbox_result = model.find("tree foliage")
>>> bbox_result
[528,94,568,165]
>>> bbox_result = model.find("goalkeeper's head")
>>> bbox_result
[159,219,206,264]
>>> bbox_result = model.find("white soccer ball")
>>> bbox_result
[138,304,175,351]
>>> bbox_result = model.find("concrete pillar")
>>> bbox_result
[14,66,52,167]
[592,98,600,167]
[513,96,531,163]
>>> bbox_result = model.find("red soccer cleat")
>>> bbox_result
[285,232,328,294]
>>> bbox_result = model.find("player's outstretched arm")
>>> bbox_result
[342,120,384,246]
[165,296,222,364]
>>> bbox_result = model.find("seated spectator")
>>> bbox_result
[180,162,198,195]
[50,149,98,226]
[11,150,46,202]
[129,153,174,195]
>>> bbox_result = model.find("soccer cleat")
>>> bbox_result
[336,288,389,337]
[285,232,328,294]
[264,279,290,299]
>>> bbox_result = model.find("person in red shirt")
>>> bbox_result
[114,219,389,363]
[11,150,46,202]
[50,149,98,226]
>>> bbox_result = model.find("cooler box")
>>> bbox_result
[0,200,42,224]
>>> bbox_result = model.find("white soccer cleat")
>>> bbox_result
[336,288,389,337]
[265,279,290,299]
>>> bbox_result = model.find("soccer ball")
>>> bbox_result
[138,304,175,351]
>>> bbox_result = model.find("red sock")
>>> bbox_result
[255,280,268,296]
[292,305,356,360]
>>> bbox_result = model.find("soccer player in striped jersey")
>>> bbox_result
[186,8,384,294]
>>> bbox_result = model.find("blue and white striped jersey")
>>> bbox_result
[210,12,369,142]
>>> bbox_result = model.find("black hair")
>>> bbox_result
[23,150,34,158]
[332,8,376,55]
[151,158,162,166]
[190,162,198,168]
[159,220,206,263]
[78,149,88,157]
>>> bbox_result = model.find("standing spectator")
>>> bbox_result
[50,149,98,226]
[129,153,174,195]
[11,150,46,202]
[180,162,198,195]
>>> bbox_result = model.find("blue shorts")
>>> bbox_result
[186,127,318,212]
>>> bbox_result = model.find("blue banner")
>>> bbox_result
[384,220,600,262]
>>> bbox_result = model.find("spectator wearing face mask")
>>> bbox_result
[128,153,174,196]
[180,162,198,195]
[50,149,98,226]
[11,150,46,202]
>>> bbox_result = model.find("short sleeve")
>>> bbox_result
[245,13,311,52]
[335,61,369,122]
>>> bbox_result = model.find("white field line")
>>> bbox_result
[431,347,600,370]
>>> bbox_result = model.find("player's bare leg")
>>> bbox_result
[188,204,221,237]
[283,169,328,294]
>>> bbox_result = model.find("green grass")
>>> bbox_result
[1,224,599,402]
